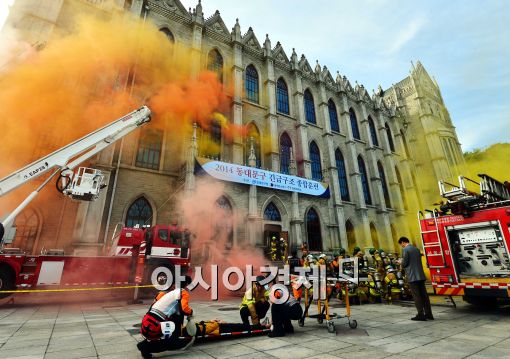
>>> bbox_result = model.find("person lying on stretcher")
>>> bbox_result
[136,276,269,358]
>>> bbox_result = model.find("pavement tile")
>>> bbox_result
[299,338,353,353]
[264,344,317,359]
[44,346,97,359]
[95,342,137,355]
[466,346,510,359]
[201,343,259,358]
[241,337,290,351]
[0,344,47,358]
[0,338,50,350]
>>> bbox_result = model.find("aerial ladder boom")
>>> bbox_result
[0,105,151,242]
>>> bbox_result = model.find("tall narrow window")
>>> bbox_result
[350,108,361,140]
[136,128,163,170]
[368,116,379,146]
[245,65,259,103]
[216,196,233,249]
[304,89,316,124]
[126,197,152,228]
[264,202,281,221]
[378,161,391,208]
[335,149,350,201]
[309,141,322,181]
[385,123,395,152]
[207,49,223,83]
[197,120,222,160]
[306,208,322,251]
[276,78,290,115]
[358,156,372,205]
[247,123,261,168]
[280,133,292,175]
[328,99,340,132]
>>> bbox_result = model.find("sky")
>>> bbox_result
[1,0,508,151]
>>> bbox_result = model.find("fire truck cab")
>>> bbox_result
[419,174,510,305]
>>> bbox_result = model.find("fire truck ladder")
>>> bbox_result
[418,210,447,269]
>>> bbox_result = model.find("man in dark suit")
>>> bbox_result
[398,237,433,321]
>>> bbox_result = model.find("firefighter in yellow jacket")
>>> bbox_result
[239,276,270,327]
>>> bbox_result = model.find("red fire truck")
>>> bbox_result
[0,106,190,297]
[419,174,510,305]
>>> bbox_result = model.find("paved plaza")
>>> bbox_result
[0,293,510,359]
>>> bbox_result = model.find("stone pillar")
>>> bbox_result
[190,5,204,79]
[263,35,280,172]
[290,49,310,178]
[290,192,303,250]
[231,20,244,165]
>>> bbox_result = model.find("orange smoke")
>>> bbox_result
[178,179,266,298]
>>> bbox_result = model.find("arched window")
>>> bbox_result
[280,133,292,175]
[245,65,259,103]
[378,161,391,208]
[370,223,380,249]
[385,123,395,152]
[401,130,410,158]
[276,78,289,115]
[159,28,175,44]
[328,99,339,132]
[196,120,222,160]
[306,208,322,251]
[247,123,261,167]
[210,120,222,159]
[395,167,408,210]
[309,141,322,181]
[126,197,152,228]
[264,202,281,221]
[335,149,350,201]
[358,156,372,205]
[346,220,356,253]
[136,128,163,170]
[368,116,378,146]
[349,108,361,140]
[207,49,223,83]
[304,89,316,124]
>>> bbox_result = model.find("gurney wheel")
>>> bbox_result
[317,317,323,324]
[298,318,305,327]
[327,321,336,333]
[349,319,357,329]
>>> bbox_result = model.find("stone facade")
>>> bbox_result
[3,0,464,256]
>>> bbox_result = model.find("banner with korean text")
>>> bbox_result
[195,157,330,198]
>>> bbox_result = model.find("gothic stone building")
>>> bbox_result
[3,0,464,256]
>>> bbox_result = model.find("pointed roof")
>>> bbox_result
[321,66,335,88]
[205,10,230,37]
[157,0,191,19]
[242,27,263,54]
[273,42,290,64]
[298,55,314,78]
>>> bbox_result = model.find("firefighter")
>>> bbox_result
[280,237,288,262]
[269,236,278,261]
[268,287,303,337]
[286,250,301,275]
[137,275,193,359]
[300,243,309,265]
[239,275,270,327]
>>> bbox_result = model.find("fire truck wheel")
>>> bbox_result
[0,268,15,299]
